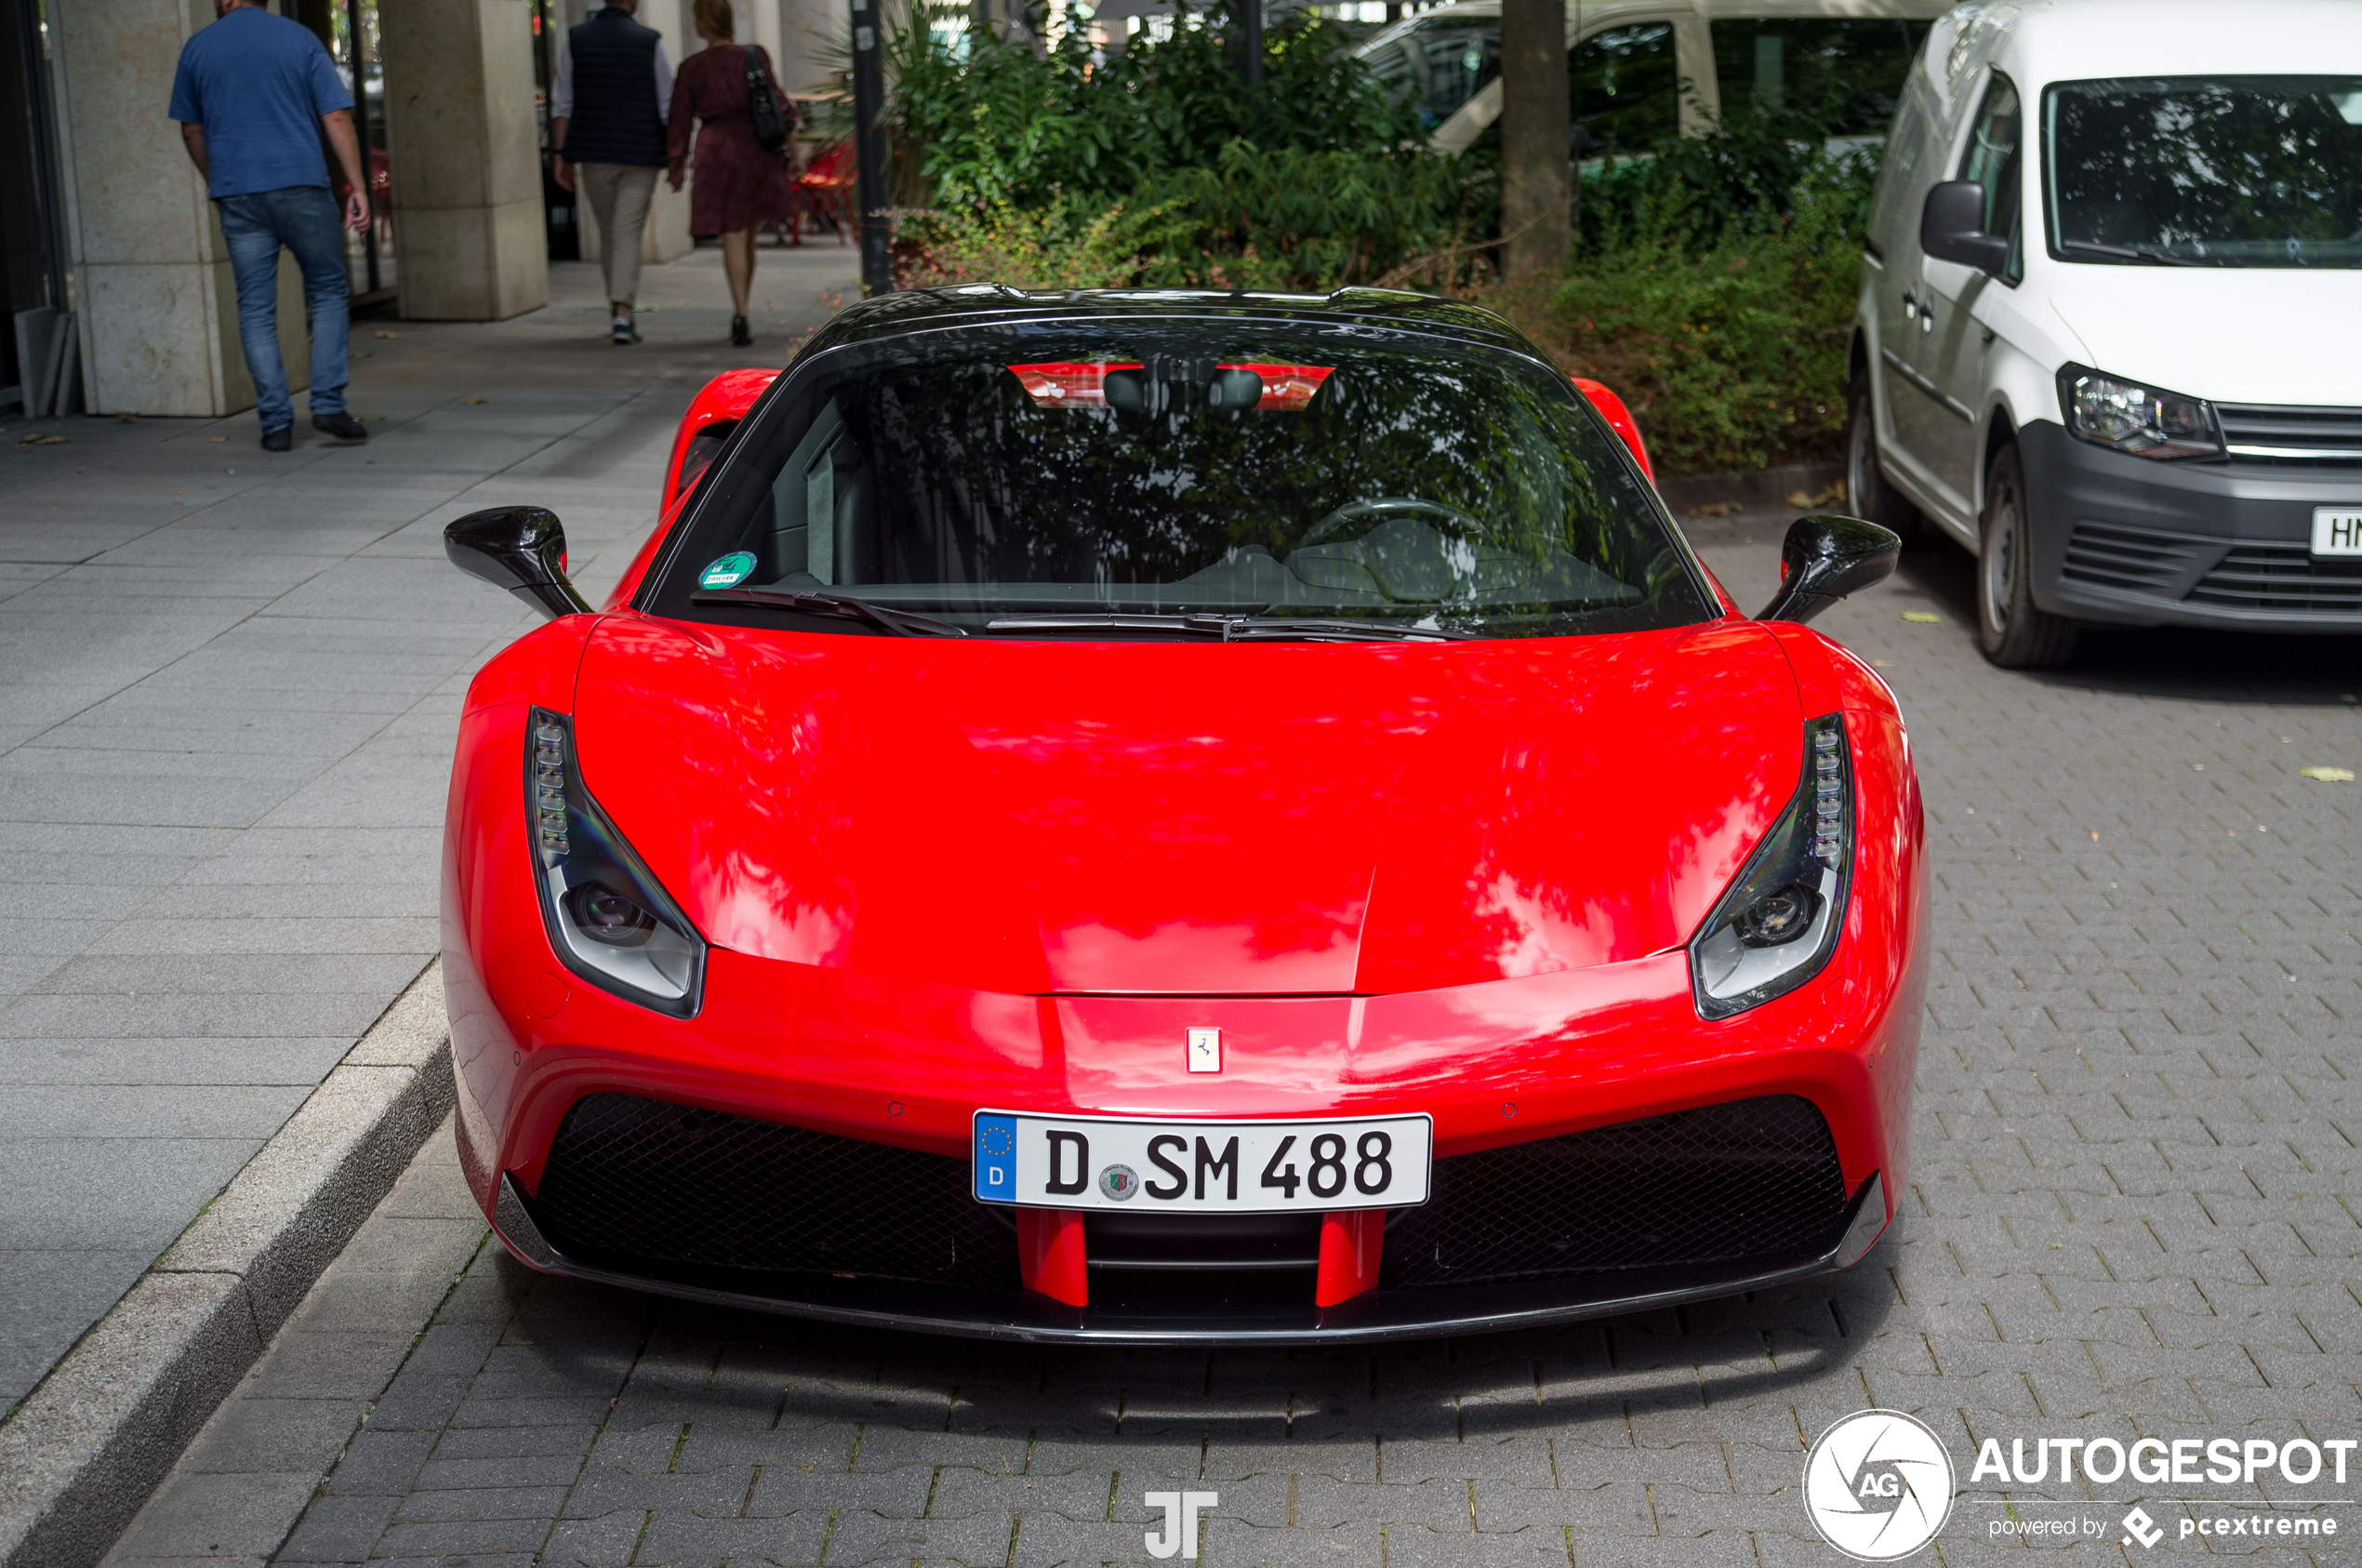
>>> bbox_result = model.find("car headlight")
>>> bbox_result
[527,708,706,1017]
[2058,365,2223,460]
[1690,714,1853,1020]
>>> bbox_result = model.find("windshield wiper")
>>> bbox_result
[691,587,968,637]
[983,612,1474,642]
[2058,238,2204,267]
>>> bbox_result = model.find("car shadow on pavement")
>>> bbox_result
[473,1238,1899,1447]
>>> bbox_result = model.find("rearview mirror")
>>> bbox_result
[1920,180,2010,274]
[1755,515,1901,625]
[445,505,593,620]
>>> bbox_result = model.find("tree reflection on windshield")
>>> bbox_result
[662,327,1712,640]
[2047,75,2362,267]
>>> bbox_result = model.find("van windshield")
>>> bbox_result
[2046,75,2362,267]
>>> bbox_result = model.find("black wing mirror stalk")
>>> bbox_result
[445,506,593,620]
[1756,515,1901,625]
[1920,179,2010,274]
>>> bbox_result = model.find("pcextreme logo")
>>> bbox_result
[1803,1410,1957,1561]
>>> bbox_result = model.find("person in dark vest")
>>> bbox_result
[552,0,674,344]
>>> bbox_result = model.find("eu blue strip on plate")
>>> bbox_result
[973,1113,1017,1203]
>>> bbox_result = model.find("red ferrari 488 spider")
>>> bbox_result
[440,286,1924,1343]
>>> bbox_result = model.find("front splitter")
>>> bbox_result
[489,1172,1889,1346]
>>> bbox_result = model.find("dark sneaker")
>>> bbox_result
[611,312,641,344]
[260,427,293,452]
[312,412,368,442]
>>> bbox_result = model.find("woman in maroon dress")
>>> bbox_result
[665,0,798,346]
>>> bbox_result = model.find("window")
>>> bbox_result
[1360,15,1501,130]
[2044,75,2362,268]
[1958,73,2023,280]
[1708,19,1930,137]
[649,324,1714,641]
[1570,23,1679,160]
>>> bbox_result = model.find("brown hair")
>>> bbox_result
[693,0,734,39]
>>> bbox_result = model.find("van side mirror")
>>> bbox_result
[445,505,593,620]
[1756,515,1902,625]
[1921,180,2011,274]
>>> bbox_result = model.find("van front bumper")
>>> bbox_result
[2021,419,2362,631]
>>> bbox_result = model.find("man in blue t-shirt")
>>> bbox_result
[170,0,371,451]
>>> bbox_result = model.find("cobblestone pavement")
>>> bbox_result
[101,506,2362,1566]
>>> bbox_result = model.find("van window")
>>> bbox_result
[1360,15,1501,130]
[1571,22,1679,159]
[1709,19,1931,136]
[1957,73,2024,281]
[2045,75,2362,268]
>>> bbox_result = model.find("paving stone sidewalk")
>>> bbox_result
[0,247,853,1420]
[98,505,2362,1566]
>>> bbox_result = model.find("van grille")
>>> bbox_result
[2060,521,2207,595]
[2216,403,2362,466]
[2186,545,2362,614]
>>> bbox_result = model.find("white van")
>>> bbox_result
[1353,0,1953,158]
[1851,0,2362,666]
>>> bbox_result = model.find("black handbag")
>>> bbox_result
[742,45,791,153]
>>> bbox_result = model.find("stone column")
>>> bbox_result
[382,0,550,319]
[48,0,309,417]
[575,0,695,273]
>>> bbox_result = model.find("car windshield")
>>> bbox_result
[2045,75,2362,267]
[645,320,1713,640]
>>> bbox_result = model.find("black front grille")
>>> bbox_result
[2186,544,2362,614]
[2060,520,2209,596]
[2217,402,2362,466]
[1381,1096,1848,1290]
[532,1093,1016,1290]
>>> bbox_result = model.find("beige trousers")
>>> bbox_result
[578,164,659,308]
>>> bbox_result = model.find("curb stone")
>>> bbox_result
[0,960,454,1568]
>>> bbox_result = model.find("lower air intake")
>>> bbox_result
[531,1093,1016,1290]
[1382,1095,1848,1289]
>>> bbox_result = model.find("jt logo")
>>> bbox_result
[1145,1490,1216,1560]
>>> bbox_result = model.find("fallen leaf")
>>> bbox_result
[375,329,400,339]
[209,435,227,443]
[1901,610,1942,624]
[360,415,383,422]
[2299,765,2355,782]
[115,412,139,423]
[2090,831,2099,841]
[1688,500,1742,518]
[463,396,488,405]
[1787,481,1845,509]
[18,432,69,445]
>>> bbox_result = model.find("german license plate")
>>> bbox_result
[2314,507,2362,555]
[972,1110,1432,1213]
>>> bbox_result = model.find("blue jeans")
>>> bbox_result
[216,187,350,431]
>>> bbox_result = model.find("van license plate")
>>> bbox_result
[2313,508,2362,555]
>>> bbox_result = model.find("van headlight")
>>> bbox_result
[2058,365,2223,460]
[527,708,706,1017]
[1690,714,1853,1020]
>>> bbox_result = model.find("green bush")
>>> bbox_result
[891,7,1485,292]
[1484,107,1881,475]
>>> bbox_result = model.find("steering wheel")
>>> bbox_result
[1297,497,1484,551]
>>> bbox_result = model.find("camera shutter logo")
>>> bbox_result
[1802,1410,1955,1561]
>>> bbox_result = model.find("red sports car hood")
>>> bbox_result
[570,616,1803,996]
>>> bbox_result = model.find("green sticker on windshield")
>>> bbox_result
[699,551,756,590]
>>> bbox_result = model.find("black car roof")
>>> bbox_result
[790,284,1551,364]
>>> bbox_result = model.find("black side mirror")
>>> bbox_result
[445,505,593,620]
[1921,179,2010,274]
[1756,515,1902,625]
